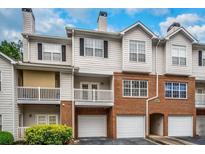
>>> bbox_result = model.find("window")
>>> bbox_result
[165,82,187,99]
[48,115,58,124]
[123,80,148,97]
[172,45,186,66]
[129,40,146,62]
[203,51,205,66]
[0,115,2,131]
[36,114,58,125]
[43,43,61,61]
[0,71,1,91]
[36,115,47,125]
[84,38,104,57]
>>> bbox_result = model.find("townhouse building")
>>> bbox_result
[0,8,205,140]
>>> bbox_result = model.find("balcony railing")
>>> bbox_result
[17,87,60,101]
[74,89,113,105]
[196,93,205,106]
[17,127,29,139]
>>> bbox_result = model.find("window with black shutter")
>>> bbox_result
[80,38,84,56]
[104,40,108,58]
[62,45,66,61]
[37,43,42,60]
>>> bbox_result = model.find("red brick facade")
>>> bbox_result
[109,72,196,138]
[71,72,197,138]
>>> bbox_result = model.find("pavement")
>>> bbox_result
[75,137,157,145]
[178,136,205,145]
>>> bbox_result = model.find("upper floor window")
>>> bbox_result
[129,40,146,62]
[123,80,148,97]
[43,44,61,61]
[172,45,186,66]
[199,50,205,66]
[84,38,104,57]
[0,71,2,91]
[165,82,187,99]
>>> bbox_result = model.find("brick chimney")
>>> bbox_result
[97,11,107,32]
[22,8,35,34]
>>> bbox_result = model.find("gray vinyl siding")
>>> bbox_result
[22,11,35,34]
[192,49,205,80]
[122,26,153,73]
[0,57,14,135]
[22,105,60,127]
[165,32,192,76]
[152,45,166,75]
[74,76,111,90]
[60,73,72,100]
[29,40,72,65]
[74,35,122,75]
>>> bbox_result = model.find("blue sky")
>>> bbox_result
[1,8,205,42]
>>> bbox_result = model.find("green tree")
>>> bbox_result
[0,40,22,60]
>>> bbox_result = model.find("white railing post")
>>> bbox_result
[38,87,41,101]
[93,89,95,102]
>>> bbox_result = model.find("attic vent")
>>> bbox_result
[167,22,181,32]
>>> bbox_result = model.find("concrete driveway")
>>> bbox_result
[76,137,156,145]
[178,136,205,145]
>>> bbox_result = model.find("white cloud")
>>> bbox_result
[159,13,202,35]
[187,25,205,42]
[124,8,169,16]
[124,9,144,16]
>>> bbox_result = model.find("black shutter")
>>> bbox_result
[37,43,42,60]
[199,50,202,66]
[62,45,66,61]
[80,38,84,56]
[104,40,108,58]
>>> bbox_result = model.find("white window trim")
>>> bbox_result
[165,82,188,99]
[171,44,187,67]
[36,114,58,125]
[80,82,100,89]
[128,40,146,63]
[84,38,104,58]
[48,114,58,125]
[41,43,62,62]
[122,80,148,98]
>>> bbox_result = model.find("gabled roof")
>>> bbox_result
[0,52,16,64]
[165,27,198,43]
[120,21,158,38]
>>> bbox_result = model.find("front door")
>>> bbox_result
[80,82,99,100]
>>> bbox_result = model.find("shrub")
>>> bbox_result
[0,131,14,145]
[25,125,72,145]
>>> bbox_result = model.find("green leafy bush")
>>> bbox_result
[0,131,14,145]
[25,125,72,145]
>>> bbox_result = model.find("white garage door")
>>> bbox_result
[78,115,107,137]
[117,116,145,138]
[168,116,193,137]
[197,116,205,136]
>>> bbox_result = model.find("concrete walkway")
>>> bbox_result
[148,135,194,145]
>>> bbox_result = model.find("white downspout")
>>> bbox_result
[145,39,160,137]
[71,29,75,138]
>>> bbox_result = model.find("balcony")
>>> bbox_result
[74,89,114,107]
[196,93,205,107]
[17,87,60,104]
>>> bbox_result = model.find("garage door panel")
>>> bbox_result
[78,115,107,137]
[197,116,205,136]
[117,116,145,138]
[168,116,193,137]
